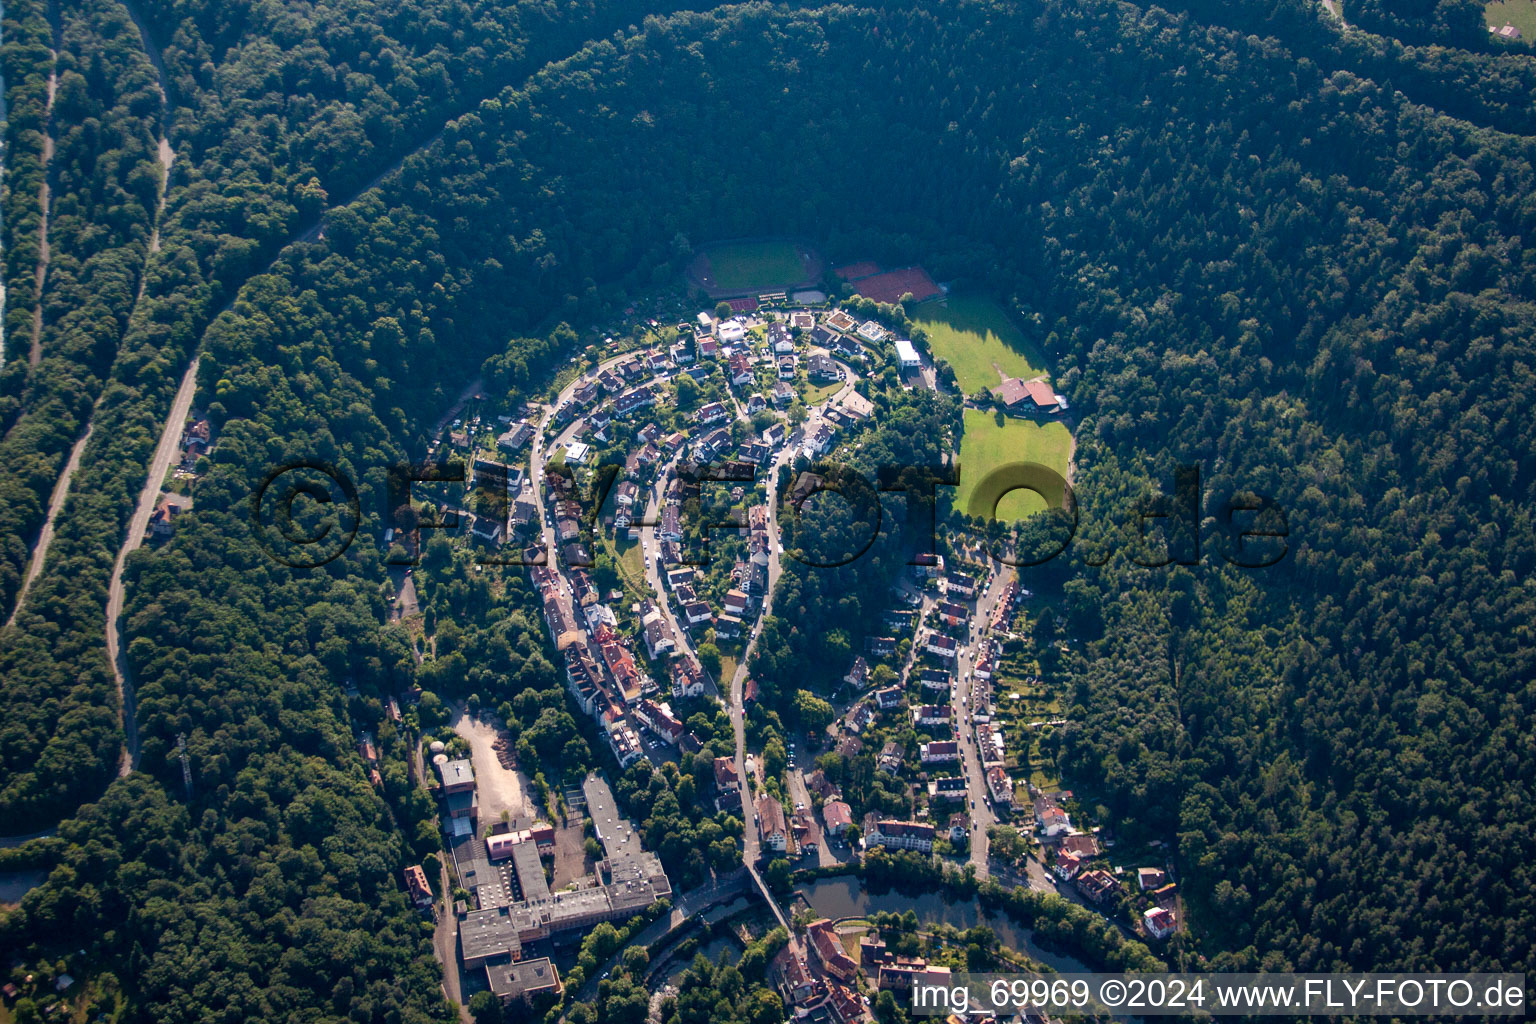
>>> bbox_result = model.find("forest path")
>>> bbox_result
[5,0,180,629]
[25,59,56,368]
[4,423,89,628]
[105,356,197,776]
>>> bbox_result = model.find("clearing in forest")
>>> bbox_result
[916,295,1047,394]
[956,409,1073,522]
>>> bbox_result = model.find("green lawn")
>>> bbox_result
[1485,0,1536,39]
[798,377,843,407]
[614,536,646,583]
[705,241,808,292]
[915,295,1047,394]
[956,409,1072,522]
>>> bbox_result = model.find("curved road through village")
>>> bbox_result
[528,343,860,938]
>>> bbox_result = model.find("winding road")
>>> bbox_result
[5,423,89,628]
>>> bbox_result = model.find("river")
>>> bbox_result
[794,875,1094,974]
[0,868,43,906]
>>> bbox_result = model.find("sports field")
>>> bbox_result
[915,295,1047,394]
[1485,0,1536,40]
[956,409,1072,522]
[689,240,820,295]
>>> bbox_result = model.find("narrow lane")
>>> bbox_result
[5,423,89,628]
[105,356,199,776]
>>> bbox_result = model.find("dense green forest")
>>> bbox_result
[0,0,706,821]
[1,0,1534,1017]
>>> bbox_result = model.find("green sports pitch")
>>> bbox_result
[915,295,1047,394]
[956,409,1073,522]
[697,241,811,293]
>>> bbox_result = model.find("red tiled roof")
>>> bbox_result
[1026,379,1057,407]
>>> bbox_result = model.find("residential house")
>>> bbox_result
[497,420,533,452]
[641,604,676,660]
[945,572,978,599]
[808,354,842,382]
[671,656,707,698]
[911,704,949,728]
[791,810,822,858]
[807,919,858,982]
[469,514,504,546]
[728,353,754,387]
[405,865,433,909]
[924,634,958,660]
[948,813,968,843]
[875,686,902,710]
[876,740,904,774]
[1076,869,1119,905]
[829,332,863,360]
[920,740,958,764]
[1053,852,1086,881]
[608,720,644,767]
[771,945,816,1006]
[1036,802,1071,837]
[1059,833,1099,860]
[614,386,658,416]
[714,757,740,795]
[869,820,934,853]
[636,699,685,745]
[801,422,836,458]
[858,320,889,343]
[937,601,968,628]
[928,775,967,800]
[986,766,1015,807]
[660,506,682,542]
[822,799,853,837]
[826,310,857,333]
[1144,907,1177,940]
[805,769,841,800]
[878,958,949,992]
[147,494,187,538]
[756,794,788,853]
